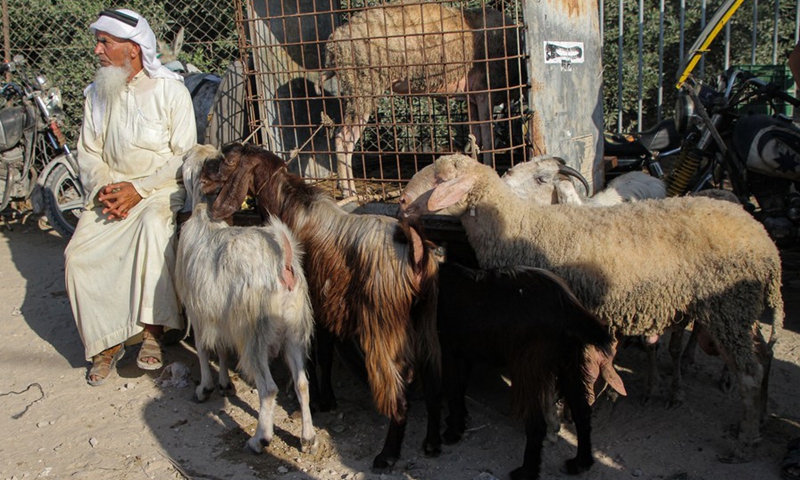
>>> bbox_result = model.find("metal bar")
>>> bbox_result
[657,0,665,122]
[679,0,685,65]
[724,20,731,70]
[2,0,9,68]
[617,0,624,132]
[699,0,706,76]
[637,0,643,129]
[751,0,758,64]
[774,0,780,64]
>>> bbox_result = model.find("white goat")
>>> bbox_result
[176,145,316,454]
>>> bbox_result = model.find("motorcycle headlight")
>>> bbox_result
[674,90,694,134]
[36,74,51,90]
[46,87,64,118]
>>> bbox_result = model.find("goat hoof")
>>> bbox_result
[301,436,318,454]
[315,398,337,413]
[442,427,463,445]
[219,382,235,397]
[195,386,214,403]
[717,450,753,464]
[245,437,269,454]
[509,466,536,480]
[371,453,396,472]
[422,437,442,457]
[564,456,594,475]
[665,390,685,409]
[719,371,734,394]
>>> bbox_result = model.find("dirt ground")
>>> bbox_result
[1,217,799,480]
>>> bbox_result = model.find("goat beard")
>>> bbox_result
[93,62,132,105]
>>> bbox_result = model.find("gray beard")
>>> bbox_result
[93,65,131,104]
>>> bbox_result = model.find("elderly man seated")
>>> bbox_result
[65,8,196,386]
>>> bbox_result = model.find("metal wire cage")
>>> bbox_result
[235,0,530,200]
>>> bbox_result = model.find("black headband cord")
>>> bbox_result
[98,9,139,28]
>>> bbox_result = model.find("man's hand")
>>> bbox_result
[97,182,142,220]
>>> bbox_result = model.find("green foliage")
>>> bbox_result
[603,0,798,132]
[4,0,796,147]
[2,0,238,143]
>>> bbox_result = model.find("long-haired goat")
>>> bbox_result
[175,145,316,454]
[401,153,783,463]
[322,1,525,195]
[198,142,441,470]
[429,261,621,480]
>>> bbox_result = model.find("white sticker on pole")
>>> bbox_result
[543,41,585,64]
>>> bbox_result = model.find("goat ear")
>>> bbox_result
[173,27,185,57]
[427,175,475,212]
[210,154,256,220]
[601,360,626,397]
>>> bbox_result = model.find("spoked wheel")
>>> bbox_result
[43,163,84,238]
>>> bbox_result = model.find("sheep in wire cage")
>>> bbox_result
[264,0,530,197]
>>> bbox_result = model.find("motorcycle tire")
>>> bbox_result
[43,163,83,239]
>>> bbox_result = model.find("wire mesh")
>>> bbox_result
[236,0,531,199]
[1,0,239,144]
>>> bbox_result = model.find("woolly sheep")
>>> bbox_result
[398,157,729,398]
[399,157,663,213]
[322,1,524,195]
[499,157,666,206]
[175,145,316,454]
[400,153,783,462]
[199,142,441,471]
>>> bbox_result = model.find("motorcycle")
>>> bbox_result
[0,54,85,238]
[667,67,800,245]
[603,66,800,246]
[603,118,679,181]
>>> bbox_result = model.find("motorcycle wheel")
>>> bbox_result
[43,164,83,238]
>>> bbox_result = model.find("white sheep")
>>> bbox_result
[175,145,316,454]
[500,157,667,206]
[399,156,664,213]
[322,1,524,196]
[400,153,784,463]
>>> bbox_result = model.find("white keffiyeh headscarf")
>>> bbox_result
[86,9,183,136]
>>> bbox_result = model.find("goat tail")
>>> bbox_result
[360,319,410,419]
[401,219,442,375]
[413,246,441,376]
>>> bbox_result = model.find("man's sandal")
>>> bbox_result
[137,330,163,371]
[87,345,125,386]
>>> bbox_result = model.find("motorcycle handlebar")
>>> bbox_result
[740,73,800,108]
[766,82,800,108]
[0,55,24,74]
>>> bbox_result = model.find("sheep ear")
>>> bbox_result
[211,155,256,220]
[427,175,475,212]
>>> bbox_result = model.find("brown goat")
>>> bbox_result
[199,142,441,471]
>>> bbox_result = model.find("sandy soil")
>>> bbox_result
[1,218,799,480]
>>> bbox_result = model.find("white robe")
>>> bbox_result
[66,70,196,360]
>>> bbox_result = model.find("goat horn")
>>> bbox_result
[557,164,591,196]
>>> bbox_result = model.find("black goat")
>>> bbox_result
[426,262,619,480]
